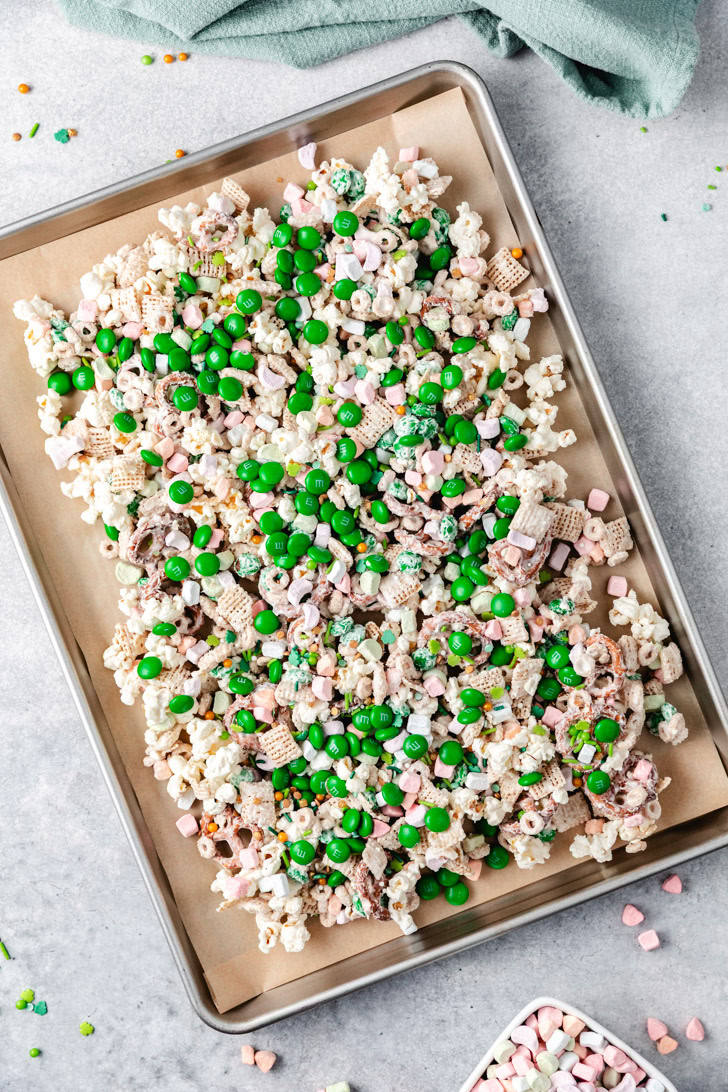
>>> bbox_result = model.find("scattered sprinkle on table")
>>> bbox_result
[34,1001,48,1015]
[20,988,35,1002]
[29,122,39,138]
[660,213,667,221]
[29,1048,41,1058]
[0,939,11,959]
[54,128,70,144]
[707,183,717,189]
[163,53,174,63]
[79,1021,94,1036]
[11,132,20,142]
[178,52,189,61]
[715,165,723,171]
[702,203,712,211]
[640,126,647,132]
[16,999,28,1009]
[18,82,30,94]
[141,54,153,65]
[175,149,186,158]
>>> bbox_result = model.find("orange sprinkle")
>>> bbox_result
[274,791,283,802]
[511,247,523,259]
[533,616,545,626]
[253,830,263,841]
[318,877,327,885]
[276,176,284,183]
[277,831,288,843]
[464,665,474,673]
[178,52,189,61]
[395,406,406,416]
[572,777,583,788]
[292,790,301,800]
[207,822,218,833]
[175,149,186,158]
[204,710,215,720]
[315,793,325,802]
[163,54,174,63]
[11,133,21,142]
[483,702,493,712]
[18,83,29,94]
[356,542,367,553]
[68,128,78,137]
[444,454,452,462]
[251,534,262,544]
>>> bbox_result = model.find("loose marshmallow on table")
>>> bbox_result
[661,874,683,894]
[637,929,661,951]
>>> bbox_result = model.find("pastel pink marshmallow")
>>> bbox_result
[686,1017,705,1041]
[476,417,501,440]
[511,1052,531,1077]
[604,1046,629,1068]
[484,619,502,640]
[562,1015,585,1037]
[121,321,142,339]
[573,534,594,556]
[587,488,610,511]
[480,448,503,476]
[572,1063,596,1082]
[224,410,244,428]
[513,587,532,607]
[297,141,317,169]
[511,1025,540,1054]
[335,573,351,594]
[538,1005,563,1037]
[213,477,230,500]
[153,760,171,780]
[402,792,417,810]
[208,529,224,549]
[239,847,259,869]
[291,197,314,216]
[462,488,484,506]
[283,182,304,202]
[528,619,544,642]
[503,544,522,566]
[621,903,645,926]
[155,437,175,460]
[623,813,643,828]
[508,529,537,551]
[381,805,403,818]
[424,675,446,697]
[311,676,333,701]
[254,1050,277,1074]
[405,804,426,826]
[175,814,198,838]
[399,146,419,162]
[525,1014,539,1031]
[241,1044,255,1065]
[434,757,456,778]
[549,542,571,571]
[422,449,445,475]
[495,1063,515,1079]
[399,771,420,793]
[633,758,653,781]
[638,929,661,951]
[370,820,390,839]
[384,382,406,406]
[166,453,188,474]
[253,706,274,724]
[355,379,376,404]
[467,857,482,880]
[316,405,335,425]
[459,257,480,276]
[182,302,203,328]
[607,575,628,597]
[541,705,563,728]
[585,1053,604,1074]
[77,299,98,321]
[662,873,683,894]
[647,1018,668,1041]
[517,299,534,318]
[316,653,337,677]
[480,1081,504,1092]
[405,470,422,486]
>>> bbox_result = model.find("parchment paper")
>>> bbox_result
[1,88,727,1015]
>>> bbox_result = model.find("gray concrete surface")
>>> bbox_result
[1,2,727,1089]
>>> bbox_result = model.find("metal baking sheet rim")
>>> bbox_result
[1,61,727,1035]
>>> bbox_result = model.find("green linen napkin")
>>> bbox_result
[56,0,701,117]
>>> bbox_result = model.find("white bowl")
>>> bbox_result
[456,995,678,1092]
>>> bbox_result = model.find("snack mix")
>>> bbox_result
[15,142,688,954]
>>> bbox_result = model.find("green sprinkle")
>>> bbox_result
[79,1022,94,1036]
[29,1048,41,1058]
[211,251,225,266]
[640,126,647,133]
[0,940,10,960]
[20,989,35,1003]
[34,1001,48,1016]
[54,128,70,144]
[29,122,39,138]
[702,203,712,211]
[660,213,667,221]
[141,54,153,65]
[715,166,723,171]
[708,184,717,190]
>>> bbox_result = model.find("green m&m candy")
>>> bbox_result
[254,609,279,635]
[236,459,260,482]
[168,480,193,505]
[169,695,195,714]
[414,325,435,350]
[546,644,571,669]
[444,881,470,906]
[171,387,197,412]
[48,371,72,395]
[439,740,463,766]
[295,271,321,297]
[409,217,430,240]
[398,824,420,849]
[594,717,620,743]
[370,500,391,524]
[451,575,474,601]
[137,656,162,679]
[333,210,359,236]
[336,437,357,462]
[236,288,262,314]
[95,327,116,353]
[486,844,510,869]
[333,278,357,300]
[416,875,441,900]
[558,665,584,687]
[72,364,95,390]
[418,381,443,404]
[305,468,330,494]
[337,402,362,428]
[195,552,220,576]
[275,297,300,322]
[402,734,428,760]
[229,674,254,695]
[441,364,463,389]
[586,769,611,795]
[218,376,243,402]
[113,411,137,433]
[490,592,515,617]
[518,772,543,787]
[272,223,292,247]
[452,336,477,354]
[164,556,190,581]
[303,319,328,344]
[289,840,315,865]
[448,631,472,655]
[424,807,450,833]
[297,225,321,250]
